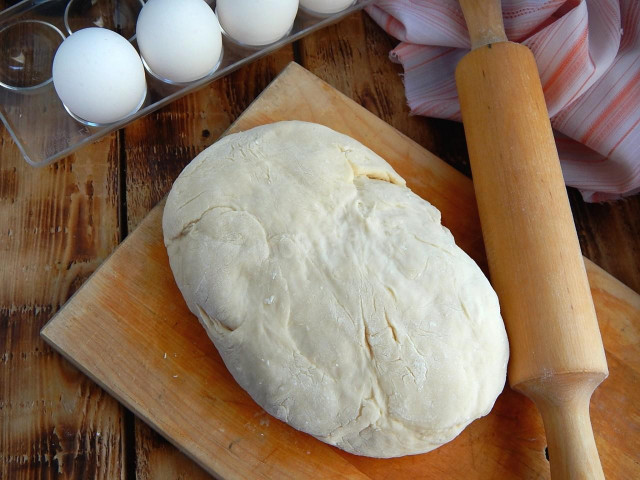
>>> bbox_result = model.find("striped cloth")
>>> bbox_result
[366,0,640,201]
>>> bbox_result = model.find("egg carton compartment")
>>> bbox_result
[0,0,373,166]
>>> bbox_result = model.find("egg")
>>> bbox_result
[217,0,299,46]
[300,0,355,15]
[136,0,223,83]
[52,28,146,125]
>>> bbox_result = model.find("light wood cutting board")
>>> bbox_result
[41,63,640,479]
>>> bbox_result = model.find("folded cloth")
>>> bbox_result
[366,0,639,201]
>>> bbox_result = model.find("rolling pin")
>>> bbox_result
[454,1,609,478]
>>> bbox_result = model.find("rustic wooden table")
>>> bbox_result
[1,9,639,479]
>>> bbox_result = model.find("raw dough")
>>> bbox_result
[163,121,509,457]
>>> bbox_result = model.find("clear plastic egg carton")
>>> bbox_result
[0,0,373,166]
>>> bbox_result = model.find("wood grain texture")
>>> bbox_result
[41,63,640,480]
[133,423,210,480]
[570,188,640,294]
[0,127,127,478]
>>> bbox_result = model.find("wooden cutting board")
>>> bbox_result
[41,63,640,479]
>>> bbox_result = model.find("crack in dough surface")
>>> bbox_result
[163,121,509,458]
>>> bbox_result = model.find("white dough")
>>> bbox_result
[163,121,509,458]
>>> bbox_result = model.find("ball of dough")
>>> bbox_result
[163,121,509,458]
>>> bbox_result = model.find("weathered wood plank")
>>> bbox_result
[569,188,640,293]
[123,47,295,480]
[0,2,128,477]
[0,126,127,479]
[134,423,210,480]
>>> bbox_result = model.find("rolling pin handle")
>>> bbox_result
[519,373,607,480]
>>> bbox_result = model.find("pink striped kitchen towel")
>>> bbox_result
[366,0,640,201]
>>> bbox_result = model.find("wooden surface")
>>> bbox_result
[0,8,638,480]
[456,41,607,479]
[41,63,640,480]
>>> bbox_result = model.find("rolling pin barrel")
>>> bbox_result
[454,3,608,478]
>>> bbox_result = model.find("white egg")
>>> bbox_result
[52,28,146,125]
[217,0,299,46]
[300,0,355,15]
[136,0,223,83]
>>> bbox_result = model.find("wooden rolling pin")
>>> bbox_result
[454,1,609,479]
